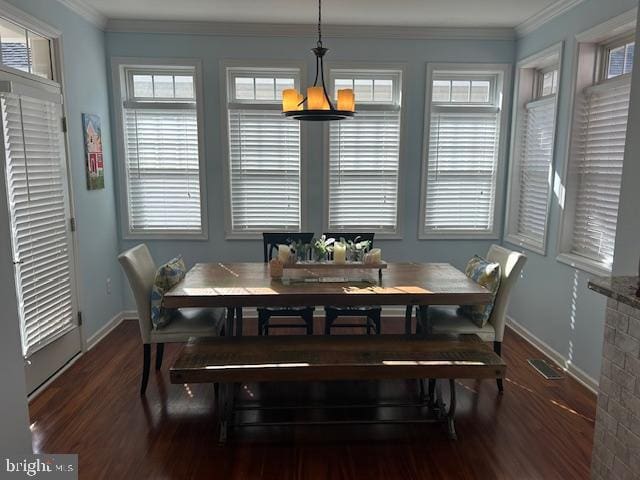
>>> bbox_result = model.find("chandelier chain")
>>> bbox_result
[317,0,322,47]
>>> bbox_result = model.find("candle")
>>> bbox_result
[308,86,329,110]
[365,248,381,264]
[282,89,300,112]
[278,244,291,263]
[337,89,355,111]
[333,242,346,264]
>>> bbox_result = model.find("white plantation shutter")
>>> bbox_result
[123,107,201,232]
[228,109,301,231]
[328,109,400,232]
[1,91,76,355]
[424,109,500,232]
[570,76,630,266]
[514,96,556,248]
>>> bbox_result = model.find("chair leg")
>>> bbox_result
[494,341,504,394]
[372,310,382,335]
[141,344,151,396]
[155,343,164,371]
[404,305,413,334]
[324,310,337,335]
[304,310,314,335]
[257,310,266,336]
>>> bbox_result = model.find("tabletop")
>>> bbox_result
[163,262,491,309]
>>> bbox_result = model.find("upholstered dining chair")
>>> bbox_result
[322,232,382,335]
[119,244,226,395]
[258,232,315,335]
[422,244,527,393]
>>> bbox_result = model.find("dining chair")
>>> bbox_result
[118,244,226,395]
[418,244,527,393]
[258,232,315,335]
[322,232,382,335]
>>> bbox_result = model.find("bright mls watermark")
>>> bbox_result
[3,455,77,479]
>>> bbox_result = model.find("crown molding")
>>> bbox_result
[105,18,515,41]
[575,7,637,43]
[56,0,107,29]
[515,0,586,37]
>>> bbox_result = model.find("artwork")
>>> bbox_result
[82,113,104,190]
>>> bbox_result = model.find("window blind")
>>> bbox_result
[570,77,630,266]
[1,92,75,356]
[514,96,556,248]
[328,110,400,232]
[228,109,301,231]
[424,110,500,232]
[123,107,202,232]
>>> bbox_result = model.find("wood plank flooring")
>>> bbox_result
[28,318,596,480]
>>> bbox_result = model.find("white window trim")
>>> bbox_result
[219,59,307,240]
[504,42,563,256]
[418,62,512,240]
[323,62,407,240]
[555,9,636,276]
[111,57,208,240]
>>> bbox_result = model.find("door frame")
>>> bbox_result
[0,2,85,391]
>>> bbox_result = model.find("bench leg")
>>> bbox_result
[218,383,234,445]
[404,305,413,334]
[447,379,457,440]
[235,307,243,337]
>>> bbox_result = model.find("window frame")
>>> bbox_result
[219,60,307,240]
[419,62,512,240]
[111,57,208,240]
[556,10,636,276]
[323,62,406,239]
[504,43,563,255]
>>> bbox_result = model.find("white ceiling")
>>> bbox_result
[80,0,560,28]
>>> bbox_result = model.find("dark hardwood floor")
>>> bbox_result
[29,317,596,480]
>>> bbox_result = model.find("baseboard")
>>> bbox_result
[84,312,125,351]
[506,315,598,394]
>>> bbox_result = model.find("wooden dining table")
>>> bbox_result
[164,262,492,335]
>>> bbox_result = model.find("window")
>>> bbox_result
[117,62,205,237]
[224,65,302,236]
[327,68,402,234]
[420,65,508,238]
[506,45,562,254]
[0,17,52,79]
[559,28,634,273]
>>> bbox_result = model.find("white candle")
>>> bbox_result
[333,243,346,264]
[278,244,290,263]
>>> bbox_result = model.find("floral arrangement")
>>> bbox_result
[311,235,335,261]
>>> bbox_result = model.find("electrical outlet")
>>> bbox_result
[106,277,112,295]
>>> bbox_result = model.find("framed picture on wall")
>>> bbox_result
[82,113,104,190]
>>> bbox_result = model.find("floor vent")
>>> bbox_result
[527,359,564,380]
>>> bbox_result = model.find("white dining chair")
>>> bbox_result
[428,244,527,393]
[118,244,226,395]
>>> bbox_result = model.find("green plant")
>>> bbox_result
[312,235,335,261]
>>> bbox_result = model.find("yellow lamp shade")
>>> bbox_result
[307,86,329,110]
[282,88,300,112]
[337,88,355,112]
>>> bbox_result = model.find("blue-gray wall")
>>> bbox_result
[4,0,123,340]
[506,0,638,383]
[105,32,515,307]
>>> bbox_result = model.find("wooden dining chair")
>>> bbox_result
[258,232,315,335]
[322,232,382,335]
[118,244,226,395]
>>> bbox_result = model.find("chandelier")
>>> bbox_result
[282,0,355,121]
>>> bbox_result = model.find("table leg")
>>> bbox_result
[417,305,431,337]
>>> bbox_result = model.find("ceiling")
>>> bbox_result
[80,0,561,28]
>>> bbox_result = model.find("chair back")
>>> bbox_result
[262,232,314,262]
[322,232,375,247]
[118,244,157,343]
[486,244,527,342]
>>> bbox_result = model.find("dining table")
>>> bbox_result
[163,262,492,335]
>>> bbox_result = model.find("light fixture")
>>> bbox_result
[282,0,355,121]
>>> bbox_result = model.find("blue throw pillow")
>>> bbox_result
[150,256,186,329]
[458,255,501,328]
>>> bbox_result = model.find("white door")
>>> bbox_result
[0,73,81,393]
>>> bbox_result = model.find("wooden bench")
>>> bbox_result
[170,334,506,443]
